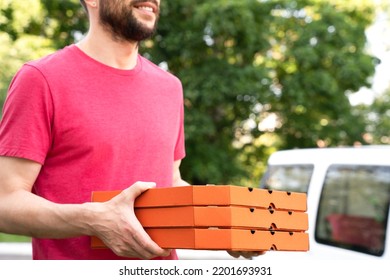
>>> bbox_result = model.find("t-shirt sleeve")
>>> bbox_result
[0,64,53,164]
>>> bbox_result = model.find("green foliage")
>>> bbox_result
[0,0,53,111]
[359,88,390,145]
[263,0,376,148]
[0,233,31,242]
[0,32,54,103]
[144,0,377,184]
[40,0,88,48]
[0,0,88,116]
[0,0,44,39]
[0,0,381,187]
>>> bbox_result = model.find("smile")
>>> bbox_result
[133,1,158,14]
[137,6,153,12]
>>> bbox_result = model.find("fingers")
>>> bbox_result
[102,181,170,259]
[227,251,241,258]
[124,214,170,259]
[227,250,266,259]
[121,181,156,201]
[110,231,171,259]
[100,215,171,260]
[127,228,172,259]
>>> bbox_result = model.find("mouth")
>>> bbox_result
[133,1,158,14]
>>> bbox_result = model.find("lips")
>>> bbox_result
[133,1,158,14]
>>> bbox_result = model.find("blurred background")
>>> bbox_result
[0,0,389,244]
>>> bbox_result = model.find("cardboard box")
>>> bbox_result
[91,185,309,252]
[92,185,307,211]
[91,228,309,251]
[135,206,308,231]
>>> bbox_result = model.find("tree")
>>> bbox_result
[145,0,377,185]
[0,0,87,113]
[267,0,376,148]
[39,0,87,49]
[359,0,390,145]
[0,0,52,110]
[359,88,390,145]
[0,0,378,186]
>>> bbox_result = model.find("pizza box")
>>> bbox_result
[92,185,307,211]
[91,228,309,251]
[134,206,308,231]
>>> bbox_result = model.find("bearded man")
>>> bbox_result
[0,0,188,260]
[0,0,261,260]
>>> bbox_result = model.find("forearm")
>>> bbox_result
[0,190,98,239]
[0,155,169,258]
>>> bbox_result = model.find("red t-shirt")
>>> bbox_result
[0,45,185,260]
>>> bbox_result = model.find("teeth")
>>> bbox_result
[138,6,153,12]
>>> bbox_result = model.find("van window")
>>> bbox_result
[260,164,313,193]
[315,165,390,256]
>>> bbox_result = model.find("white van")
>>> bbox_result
[258,146,390,260]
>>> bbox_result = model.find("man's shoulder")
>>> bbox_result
[26,45,77,71]
[10,46,76,87]
[140,55,181,84]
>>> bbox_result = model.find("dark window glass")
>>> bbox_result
[315,165,390,256]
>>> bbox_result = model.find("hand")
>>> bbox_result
[227,251,266,259]
[92,181,171,259]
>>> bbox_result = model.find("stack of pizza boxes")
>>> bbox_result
[91,185,309,252]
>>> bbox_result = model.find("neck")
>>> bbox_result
[77,28,140,70]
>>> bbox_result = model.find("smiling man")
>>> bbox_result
[98,0,159,41]
[0,0,188,260]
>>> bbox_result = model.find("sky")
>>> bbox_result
[349,6,390,106]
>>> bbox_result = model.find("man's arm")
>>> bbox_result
[0,156,170,259]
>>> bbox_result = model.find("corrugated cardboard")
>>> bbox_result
[135,206,308,231]
[91,185,309,252]
[91,228,309,251]
[92,185,307,211]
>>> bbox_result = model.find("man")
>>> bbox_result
[0,0,186,260]
[0,0,260,260]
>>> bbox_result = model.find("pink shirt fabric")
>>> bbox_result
[0,45,185,260]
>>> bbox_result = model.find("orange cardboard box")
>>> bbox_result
[135,206,308,231]
[92,185,307,211]
[92,228,309,251]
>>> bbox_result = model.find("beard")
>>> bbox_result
[99,0,159,42]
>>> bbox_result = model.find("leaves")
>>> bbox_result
[0,0,384,186]
[148,0,378,184]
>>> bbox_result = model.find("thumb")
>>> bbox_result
[122,181,156,201]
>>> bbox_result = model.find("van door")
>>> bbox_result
[315,165,390,257]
